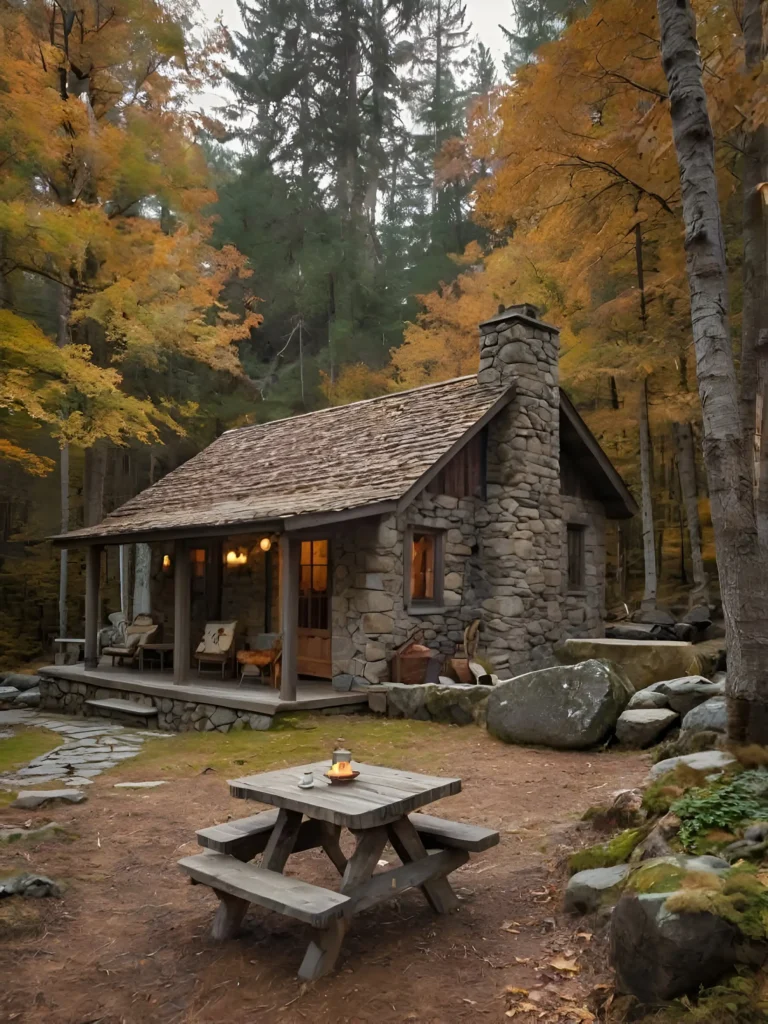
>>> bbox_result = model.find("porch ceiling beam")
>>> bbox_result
[51,519,284,549]
[283,501,398,534]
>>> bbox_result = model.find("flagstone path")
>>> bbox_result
[0,708,171,789]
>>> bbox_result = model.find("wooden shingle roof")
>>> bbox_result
[59,376,515,543]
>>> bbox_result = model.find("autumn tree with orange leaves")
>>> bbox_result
[0,0,260,636]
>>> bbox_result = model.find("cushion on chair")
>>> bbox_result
[195,621,237,656]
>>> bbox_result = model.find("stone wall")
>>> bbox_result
[476,306,564,677]
[328,307,615,687]
[561,494,607,639]
[39,676,273,732]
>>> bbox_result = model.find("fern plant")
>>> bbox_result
[672,770,768,851]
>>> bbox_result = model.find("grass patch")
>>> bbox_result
[0,727,62,774]
[108,714,473,781]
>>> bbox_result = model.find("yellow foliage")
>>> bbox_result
[0,1,261,472]
[319,364,397,406]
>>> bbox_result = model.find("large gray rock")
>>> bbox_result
[654,675,724,716]
[0,873,62,899]
[605,624,656,641]
[648,749,736,781]
[565,864,630,915]
[682,696,727,733]
[0,686,20,702]
[486,660,634,749]
[633,609,677,625]
[616,709,679,748]
[556,638,714,690]
[13,688,40,708]
[610,885,758,1002]
[3,673,41,692]
[627,688,670,710]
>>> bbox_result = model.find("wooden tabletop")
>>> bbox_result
[229,761,461,830]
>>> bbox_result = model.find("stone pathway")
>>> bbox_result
[0,708,171,789]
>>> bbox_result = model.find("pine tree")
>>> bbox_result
[500,0,588,73]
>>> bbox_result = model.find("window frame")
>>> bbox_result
[405,526,446,613]
[566,523,587,593]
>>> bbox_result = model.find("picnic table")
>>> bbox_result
[179,760,499,980]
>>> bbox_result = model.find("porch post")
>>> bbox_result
[84,544,102,670]
[279,534,299,702]
[173,539,191,684]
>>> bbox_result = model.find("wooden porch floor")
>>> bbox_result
[39,662,369,717]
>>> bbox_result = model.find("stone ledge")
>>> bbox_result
[381,682,493,726]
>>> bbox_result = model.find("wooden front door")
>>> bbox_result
[297,539,331,679]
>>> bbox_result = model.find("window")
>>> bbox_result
[408,530,444,609]
[567,525,586,591]
[299,540,329,629]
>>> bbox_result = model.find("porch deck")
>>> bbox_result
[39,662,368,718]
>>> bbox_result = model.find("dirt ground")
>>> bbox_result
[0,716,649,1024]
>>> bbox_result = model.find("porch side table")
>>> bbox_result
[226,761,465,978]
[139,642,174,672]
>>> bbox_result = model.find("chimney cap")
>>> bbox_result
[479,302,559,332]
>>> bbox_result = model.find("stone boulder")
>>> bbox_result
[0,686,20,703]
[653,675,724,716]
[615,709,679,748]
[648,749,736,781]
[13,688,40,708]
[556,638,716,690]
[12,790,87,810]
[627,688,670,711]
[486,660,634,749]
[3,673,41,692]
[682,696,727,733]
[565,864,630,915]
[386,682,492,725]
[610,855,754,1004]
[605,624,656,641]
[633,608,677,626]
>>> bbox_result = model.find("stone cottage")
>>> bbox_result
[55,303,637,704]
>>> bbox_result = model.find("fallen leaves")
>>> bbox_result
[501,920,521,933]
[549,957,580,974]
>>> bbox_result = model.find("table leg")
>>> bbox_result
[261,808,303,872]
[341,826,388,892]
[298,918,347,981]
[317,822,348,876]
[387,816,459,913]
[211,888,249,940]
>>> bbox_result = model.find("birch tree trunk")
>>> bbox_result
[639,379,657,610]
[672,422,709,607]
[133,544,152,617]
[657,0,768,743]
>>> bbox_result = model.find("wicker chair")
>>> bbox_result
[236,634,282,688]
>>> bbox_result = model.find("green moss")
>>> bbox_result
[643,765,712,815]
[661,866,768,943]
[568,827,646,875]
[626,859,702,895]
[0,727,62,773]
[633,969,768,1023]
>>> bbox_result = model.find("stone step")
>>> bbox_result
[84,698,158,718]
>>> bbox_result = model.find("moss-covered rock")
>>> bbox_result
[568,827,647,874]
[626,855,727,895]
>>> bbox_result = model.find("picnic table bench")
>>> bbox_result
[179,760,499,980]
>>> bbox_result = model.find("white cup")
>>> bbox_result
[298,770,314,789]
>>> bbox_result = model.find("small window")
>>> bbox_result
[408,530,444,609]
[567,525,586,591]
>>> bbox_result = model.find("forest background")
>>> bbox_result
[0,0,734,667]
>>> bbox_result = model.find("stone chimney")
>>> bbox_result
[476,303,563,676]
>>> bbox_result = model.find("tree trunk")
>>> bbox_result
[84,441,108,527]
[672,421,709,607]
[639,379,657,609]
[133,543,152,617]
[657,0,768,743]
[119,544,132,622]
[57,282,72,638]
[740,0,768,546]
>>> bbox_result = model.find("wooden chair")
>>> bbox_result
[194,621,238,679]
[236,634,282,688]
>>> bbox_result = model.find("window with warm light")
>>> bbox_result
[407,529,444,610]
[299,540,329,629]
[189,548,206,578]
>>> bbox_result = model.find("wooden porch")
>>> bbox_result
[39,662,368,717]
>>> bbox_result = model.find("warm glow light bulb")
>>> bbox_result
[162,554,171,569]
[226,550,238,566]
[259,537,272,552]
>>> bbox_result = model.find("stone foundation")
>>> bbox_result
[39,676,273,733]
